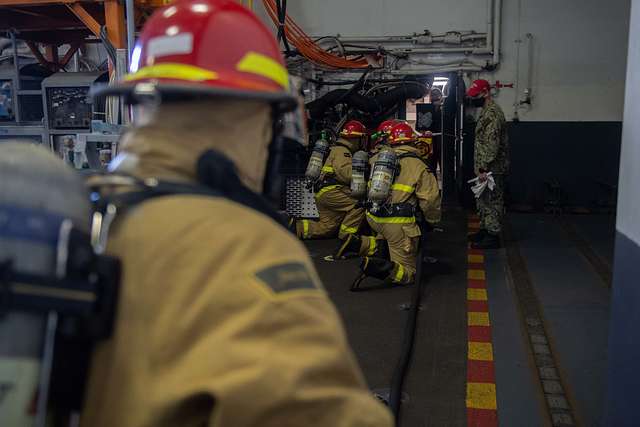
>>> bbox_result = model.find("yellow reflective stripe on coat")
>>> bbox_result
[367,237,377,256]
[340,224,358,234]
[394,263,405,282]
[125,63,218,82]
[366,212,416,224]
[391,183,415,193]
[236,52,290,89]
[316,184,341,198]
[321,166,335,173]
[302,219,310,239]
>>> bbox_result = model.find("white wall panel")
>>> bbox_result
[255,0,631,121]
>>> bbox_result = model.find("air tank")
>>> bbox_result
[368,147,397,208]
[350,150,369,198]
[305,137,330,180]
[0,142,91,427]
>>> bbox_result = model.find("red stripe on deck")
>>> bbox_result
[467,360,496,383]
[468,326,493,342]
[467,408,498,427]
[467,300,490,312]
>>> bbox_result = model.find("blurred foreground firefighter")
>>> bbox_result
[344,122,441,285]
[467,79,509,249]
[82,2,393,426]
[296,120,367,243]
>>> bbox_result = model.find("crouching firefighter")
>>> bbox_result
[357,122,441,286]
[81,2,393,427]
[296,120,368,243]
[0,142,120,427]
[333,119,401,260]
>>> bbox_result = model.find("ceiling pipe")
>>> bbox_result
[125,0,135,66]
[486,0,494,55]
[493,0,502,65]
[391,47,492,55]
[390,65,483,75]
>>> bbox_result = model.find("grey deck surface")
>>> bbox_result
[484,248,546,427]
[304,211,614,426]
[507,213,612,427]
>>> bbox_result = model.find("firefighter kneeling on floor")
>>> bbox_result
[347,122,441,285]
[296,120,368,243]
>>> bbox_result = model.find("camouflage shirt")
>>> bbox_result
[474,99,509,175]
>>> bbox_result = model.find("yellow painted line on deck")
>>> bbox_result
[468,341,495,361]
[468,311,491,326]
[468,254,485,263]
[466,382,498,410]
[468,269,487,280]
[467,288,488,301]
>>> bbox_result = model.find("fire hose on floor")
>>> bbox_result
[387,220,428,423]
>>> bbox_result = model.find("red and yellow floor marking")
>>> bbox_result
[467,215,498,426]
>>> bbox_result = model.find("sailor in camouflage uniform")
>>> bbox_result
[467,79,510,249]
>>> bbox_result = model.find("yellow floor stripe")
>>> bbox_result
[468,269,486,280]
[468,254,484,263]
[466,382,497,410]
[468,342,494,361]
[468,311,490,326]
[467,288,488,301]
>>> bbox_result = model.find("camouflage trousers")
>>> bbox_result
[476,174,505,234]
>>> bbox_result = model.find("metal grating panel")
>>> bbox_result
[285,176,319,219]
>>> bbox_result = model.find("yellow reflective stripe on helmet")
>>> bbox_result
[367,236,377,256]
[394,263,405,283]
[236,51,289,89]
[391,183,415,193]
[321,165,335,173]
[125,63,218,82]
[366,212,416,224]
[302,219,310,239]
[340,224,358,234]
[316,184,341,198]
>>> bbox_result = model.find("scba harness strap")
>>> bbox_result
[396,152,432,172]
[93,149,286,230]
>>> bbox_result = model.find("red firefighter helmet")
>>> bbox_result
[388,122,417,145]
[376,119,399,134]
[340,120,367,138]
[93,0,296,112]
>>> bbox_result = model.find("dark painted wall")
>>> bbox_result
[506,122,622,209]
[604,232,640,426]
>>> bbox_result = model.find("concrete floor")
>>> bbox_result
[306,211,614,427]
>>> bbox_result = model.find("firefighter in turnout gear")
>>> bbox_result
[296,120,368,244]
[361,122,441,285]
[333,119,402,260]
[81,2,393,426]
[467,79,509,249]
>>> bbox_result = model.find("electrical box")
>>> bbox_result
[42,72,108,131]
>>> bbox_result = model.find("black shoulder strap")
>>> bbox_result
[96,150,286,227]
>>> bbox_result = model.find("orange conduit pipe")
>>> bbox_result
[261,0,370,69]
